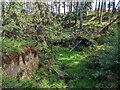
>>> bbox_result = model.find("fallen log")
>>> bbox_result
[70,40,82,52]
[92,16,119,39]
[98,16,119,33]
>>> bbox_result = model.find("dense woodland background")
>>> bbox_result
[0,0,120,89]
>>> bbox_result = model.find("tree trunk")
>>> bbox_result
[63,2,65,14]
[80,2,83,31]
[76,2,79,12]
[99,0,103,24]
[98,0,101,16]
[112,0,116,13]
[95,0,97,10]
[74,2,79,25]
[69,2,72,12]
[107,0,111,30]
[53,2,57,14]
[51,1,53,13]
[103,2,106,11]
[58,2,60,14]
[55,2,57,14]
[75,2,78,21]
[108,0,111,23]
[53,2,55,13]
[1,2,5,25]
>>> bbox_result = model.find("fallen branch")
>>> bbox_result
[70,40,82,52]
[98,16,119,33]
[92,16,119,39]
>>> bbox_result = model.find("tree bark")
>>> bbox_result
[53,2,55,13]
[54,2,57,14]
[80,2,83,31]
[112,0,116,13]
[76,2,79,12]
[103,2,106,11]
[51,1,53,13]
[95,0,97,10]
[74,2,79,25]
[98,0,101,16]
[108,0,111,23]
[58,2,60,14]
[1,2,5,25]
[69,2,72,12]
[99,0,103,24]
[63,2,65,14]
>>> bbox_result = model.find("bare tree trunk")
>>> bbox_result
[98,0,101,16]
[69,2,72,12]
[108,0,110,23]
[75,2,78,21]
[76,2,79,12]
[112,0,116,13]
[103,1,106,11]
[55,2,57,14]
[58,2,60,14]
[107,0,111,30]
[95,0,97,10]
[53,2,55,13]
[74,2,79,25]
[1,2,5,25]
[51,1,53,12]
[80,2,83,31]
[99,0,103,24]
[63,2,65,14]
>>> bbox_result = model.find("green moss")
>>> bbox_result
[53,46,98,88]
[2,37,36,54]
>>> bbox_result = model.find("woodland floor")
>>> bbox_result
[1,11,119,88]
